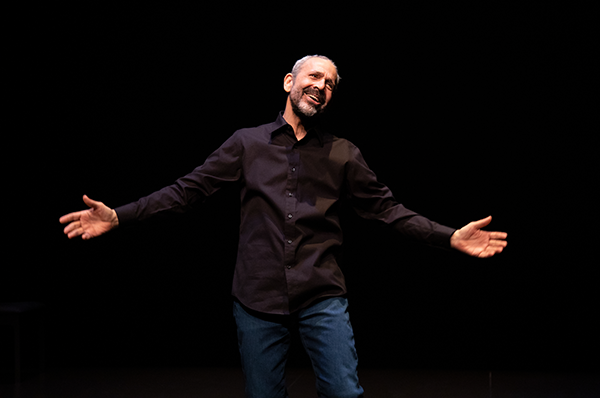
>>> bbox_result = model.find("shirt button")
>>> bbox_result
[286,265,292,269]
[288,192,293,197]
[291,167,296,172]
[287,214,293,219]
[287,239,292,244]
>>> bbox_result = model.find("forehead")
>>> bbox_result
[299,58,338,80]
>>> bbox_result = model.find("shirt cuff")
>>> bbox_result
[430,224,457,249]
[114,202,139,228]
[392,217,457,249]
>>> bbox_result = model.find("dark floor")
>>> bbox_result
[1,366,598,398]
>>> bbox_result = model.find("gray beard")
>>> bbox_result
[291,98,318,118]
[289,88,322,119]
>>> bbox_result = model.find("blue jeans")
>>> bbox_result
[233,297,365,398]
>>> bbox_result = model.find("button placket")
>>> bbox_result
[283,146,300,268]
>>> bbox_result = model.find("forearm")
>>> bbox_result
[392,214,456,248]
[113,182,201,227]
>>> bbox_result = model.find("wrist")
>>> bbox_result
[111,209,120,229]
[450,229,460,249]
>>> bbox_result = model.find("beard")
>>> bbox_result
[289,85,327,119]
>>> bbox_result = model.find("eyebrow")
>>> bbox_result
[309,70,336,86]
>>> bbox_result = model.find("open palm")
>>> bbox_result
[450,216,507,258]
[59,195,119,240]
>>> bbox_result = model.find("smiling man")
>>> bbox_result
[285,56,337,124]
[60,55,507,397]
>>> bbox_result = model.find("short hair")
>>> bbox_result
[291,55,341,87]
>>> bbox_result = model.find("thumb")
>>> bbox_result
[470,216,492,230]
[82,195,101,209]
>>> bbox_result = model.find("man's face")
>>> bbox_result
[286,58,338,118]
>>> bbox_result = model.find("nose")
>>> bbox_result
[313,78,326,91]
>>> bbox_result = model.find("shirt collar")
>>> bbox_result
[270,112,325,147]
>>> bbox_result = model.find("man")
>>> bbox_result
[60,55,507,397]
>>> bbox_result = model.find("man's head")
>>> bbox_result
[284,55,340,119]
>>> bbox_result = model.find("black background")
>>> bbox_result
[3,4,596,372]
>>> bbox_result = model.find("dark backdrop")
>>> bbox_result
[4,4,596,372]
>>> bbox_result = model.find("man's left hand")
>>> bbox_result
[450,216,507,258]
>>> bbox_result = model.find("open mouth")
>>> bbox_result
[305,93,323,105]
[302,87,324,105]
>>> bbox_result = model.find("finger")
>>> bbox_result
[489,231,508,240]
[67,226,84,239]
[82,195,102,210]
[470,216,492,230]
[491,245,505,255]
[59,211,83,224]
[63,221,81,235]
[479,245,504,258]
[489,239,508,248]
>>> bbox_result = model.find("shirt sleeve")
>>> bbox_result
[344,142,456,248]
[115,131,244,227]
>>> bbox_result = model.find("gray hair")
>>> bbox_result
[291,55,341,87]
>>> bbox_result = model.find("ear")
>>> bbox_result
[283,73,294,93]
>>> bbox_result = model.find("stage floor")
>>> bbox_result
[1,366,598,397]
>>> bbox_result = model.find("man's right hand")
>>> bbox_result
[60,195,119,240]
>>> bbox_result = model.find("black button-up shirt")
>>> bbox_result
[115,113,455,314]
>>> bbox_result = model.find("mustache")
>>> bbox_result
[303,87,325,104]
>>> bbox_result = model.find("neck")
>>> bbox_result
[283,98,310,141]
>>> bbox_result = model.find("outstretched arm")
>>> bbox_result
[450,216,507,258]
[59,195,119,240]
